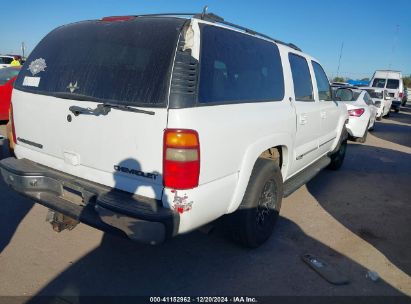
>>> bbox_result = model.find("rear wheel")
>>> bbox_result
[226,158,283,248]
[328,139,347,170]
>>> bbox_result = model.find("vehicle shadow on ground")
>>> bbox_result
[398,104,411,114]
[27,217,404,299]
[307,143,411,277]
[371,121,411,148]
[0,138,34,253]
[2,140,406,299]
[385,111,411,125]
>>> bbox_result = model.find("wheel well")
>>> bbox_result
[259,146,283,169]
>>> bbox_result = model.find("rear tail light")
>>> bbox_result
[348,108,365,117]
[163,129,200,189]
[399,92,403,98]
[10,103,17,143]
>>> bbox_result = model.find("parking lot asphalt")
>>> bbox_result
[0,106,410,299]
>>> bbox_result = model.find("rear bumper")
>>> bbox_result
[0,157,179,244]
[391,100,401,110]
[346,117,367,138]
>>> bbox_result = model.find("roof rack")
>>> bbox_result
[132,10,302,52]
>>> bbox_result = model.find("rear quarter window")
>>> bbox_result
[198,25,284,104]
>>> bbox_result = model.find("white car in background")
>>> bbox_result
[336,87,378,143]
[362,87,392,120]
[370,70,403,112]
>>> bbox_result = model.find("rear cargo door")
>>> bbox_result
[12,17,185,199]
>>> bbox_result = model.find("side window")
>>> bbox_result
[312,61,331,101]
[364,92,373,105]
[199,25,285,104]
[288,53,314,101]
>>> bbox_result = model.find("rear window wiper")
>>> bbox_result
[50,92,155,116]
[69,103,155,116]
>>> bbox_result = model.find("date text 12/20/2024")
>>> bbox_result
[149,297,258,303]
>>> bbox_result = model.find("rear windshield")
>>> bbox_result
[335,89,361,101]
[14,17,184,107]
[365,89,383,99]
[372,78,386,88]
[386,79,400,89]
[0,67,20,85]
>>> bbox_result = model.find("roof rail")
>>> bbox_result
[132,11,302,52]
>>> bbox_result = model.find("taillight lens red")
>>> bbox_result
[10,103,17,143]
[348,108,365,117]
[399,92,403,98]
[163,129,200,189]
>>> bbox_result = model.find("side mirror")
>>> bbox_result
[335,88,353,101]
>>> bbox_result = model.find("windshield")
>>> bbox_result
[14,17,185,107]
[0,67,21,85]
[0,57,13,64]
[386,79,400,89]
[365,89,383,99]
[372,78,386,88]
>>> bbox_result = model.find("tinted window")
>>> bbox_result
[335,89,361,101]
[386,79,400,89]
[0,57,13,64]
[0,67,21,85]
[312,61,331,101]
[372,78,386,88]
[289,54,314,101]
[14,17,184,107]
[199,25,284,104]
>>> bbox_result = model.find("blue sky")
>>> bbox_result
[1,0,410,79]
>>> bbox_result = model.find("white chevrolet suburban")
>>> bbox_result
[0,13,348,248]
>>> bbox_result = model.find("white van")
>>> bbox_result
[370,70,404,112]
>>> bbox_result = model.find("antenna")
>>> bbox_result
[336,42,344,78]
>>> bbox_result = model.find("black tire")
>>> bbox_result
[395,108,400,113]
[376,116,382,121]
[328,139,347,170]
[226,158,283,248]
